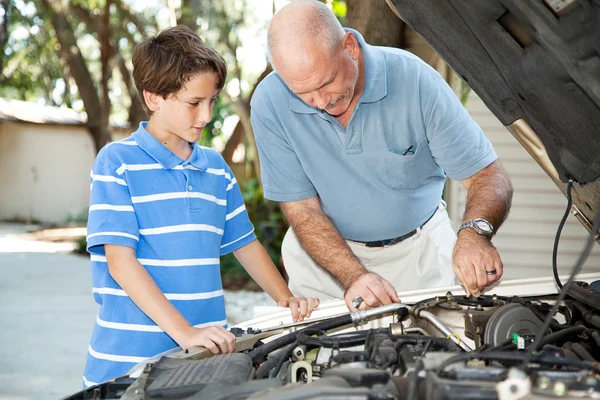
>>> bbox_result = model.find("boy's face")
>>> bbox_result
[148,72,220,143]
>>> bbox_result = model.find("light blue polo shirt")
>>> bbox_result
[83,122,256,387]
[251,28,497,241]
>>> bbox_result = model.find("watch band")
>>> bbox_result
[458,218,494,237]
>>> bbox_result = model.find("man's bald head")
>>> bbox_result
[268,0,345,71]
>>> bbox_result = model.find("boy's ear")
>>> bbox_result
[143,90,161,112]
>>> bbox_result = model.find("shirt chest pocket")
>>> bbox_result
[384,138,439,190]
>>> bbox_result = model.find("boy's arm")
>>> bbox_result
[105,244,236,354]
[233,240,319,322]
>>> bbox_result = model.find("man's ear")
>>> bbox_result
[142,90,160,113]
[341,32,360,60]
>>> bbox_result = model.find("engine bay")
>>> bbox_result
[66,289,600,400]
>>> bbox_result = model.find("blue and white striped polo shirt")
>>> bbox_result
[83,122,256,387]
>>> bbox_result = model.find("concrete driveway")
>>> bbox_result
[0,223,275,400]
[0,224,96,399]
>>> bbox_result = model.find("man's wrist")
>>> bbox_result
[341,267,369,289]
[457,227,491,242]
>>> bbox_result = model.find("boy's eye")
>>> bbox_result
[189,102,199,107]
[210,97,218,104]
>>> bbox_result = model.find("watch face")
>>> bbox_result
[475,220,491,232]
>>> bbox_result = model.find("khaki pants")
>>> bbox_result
[282,202,458,301]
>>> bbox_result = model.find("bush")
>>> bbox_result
[220,178,289,290]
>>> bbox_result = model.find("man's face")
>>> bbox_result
[277,34,361,117]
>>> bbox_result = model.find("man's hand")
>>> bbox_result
[452,230,503,297]
[343,272,401,311]
[278,296,320,322]
[176,325,237,355]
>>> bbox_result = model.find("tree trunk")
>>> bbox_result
[345,0,405,48]
[221,65,272,165]
[116,52,147,128]
[100,0,112,128]
[0,0,9,77]
[40,0,111,153]
[178,0,204,31]
[72,2,147,130]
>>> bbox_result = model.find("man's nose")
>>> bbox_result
[312,89,329,109]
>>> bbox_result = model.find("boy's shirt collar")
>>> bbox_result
[133,122,208,170]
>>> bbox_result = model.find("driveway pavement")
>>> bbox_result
[0,224,95,399]
[0,224,273,400]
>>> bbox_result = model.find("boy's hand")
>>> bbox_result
[177,326,236,355]
[277,296,320,322]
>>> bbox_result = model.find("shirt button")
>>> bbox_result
[188,185,193,191]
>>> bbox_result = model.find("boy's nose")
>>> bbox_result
[196,106,212,125]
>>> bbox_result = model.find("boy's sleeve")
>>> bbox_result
[87,161,139,256]
[421,71,498,181]
[220,165,257,255]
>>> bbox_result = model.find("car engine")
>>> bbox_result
[66,291,600,400]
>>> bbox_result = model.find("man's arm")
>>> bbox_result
[105,244,236,354]
[453,160,513,296]
[281,196,400,310]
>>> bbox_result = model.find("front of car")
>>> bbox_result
[63,1,600,399]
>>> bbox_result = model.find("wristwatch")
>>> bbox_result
[457,218,494,237]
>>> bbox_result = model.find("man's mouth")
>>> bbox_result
[326,96,344,110]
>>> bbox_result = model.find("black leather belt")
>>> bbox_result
[354,209,438,248]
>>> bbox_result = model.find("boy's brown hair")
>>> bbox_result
[132,25,227,115]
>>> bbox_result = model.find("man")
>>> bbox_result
[250,0,513,311]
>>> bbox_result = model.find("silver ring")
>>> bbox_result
[352,296,364,309]
[486,269,497,275]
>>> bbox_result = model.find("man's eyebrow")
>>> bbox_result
[296,70,337,95]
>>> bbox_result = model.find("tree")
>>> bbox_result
[345,0,405,48]
[40,0,111,153]
[0,0,10,77]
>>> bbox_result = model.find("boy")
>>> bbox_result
[83,25,318,387]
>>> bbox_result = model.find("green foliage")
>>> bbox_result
[220,177,289,290]
[331,0,347,22]
[75,235,88,255]
[198,95,234,147]
[460,79,471,107]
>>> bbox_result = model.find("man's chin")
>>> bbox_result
[324,103,350,117]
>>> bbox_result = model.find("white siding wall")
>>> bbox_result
[448,93,600,279]
[0,122,96,224]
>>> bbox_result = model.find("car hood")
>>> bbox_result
[387,0,600,236]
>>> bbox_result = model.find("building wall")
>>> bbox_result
[447,93,600,279]
[404,27,600,279]
[0,122,96,224]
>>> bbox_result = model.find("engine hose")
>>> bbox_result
[297,331,368,348]
[248,313,353,362]
[255,355,279,379]
[590,330,600,348]
[570,343,596,362]
[525,326,586,350]
[248,304,408,362]
[509,296,570,330]
[269,340,298,379]
[391,335,462,352]
[573,302,600,330]
[437,351,600,374]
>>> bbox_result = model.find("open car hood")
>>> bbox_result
[387,0,600,237]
